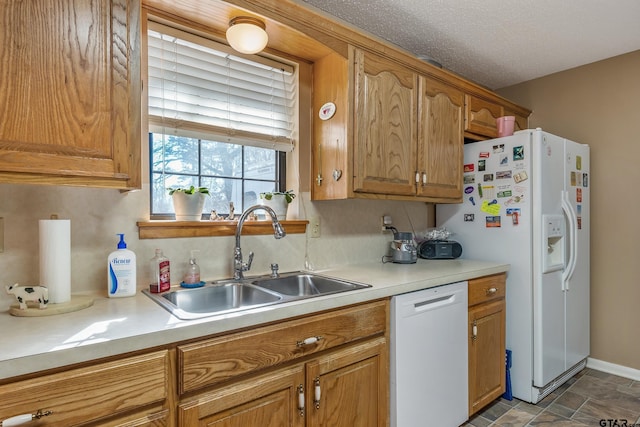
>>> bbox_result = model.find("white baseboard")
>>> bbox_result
[587,357,640,381]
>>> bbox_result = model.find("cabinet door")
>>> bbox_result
[417,77,464,201]
[178,365,305,427]
[306,337,388,427]
[353,49,417,195]
[0,0,141,189]
[464,95,503,138]
[468,299,506,415]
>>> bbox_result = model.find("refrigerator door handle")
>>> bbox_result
[561,190,578,288]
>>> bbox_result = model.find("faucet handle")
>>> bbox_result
[246,251,254,271]
[270,263,279,278]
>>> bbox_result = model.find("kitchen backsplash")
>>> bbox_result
[0,184,431,308]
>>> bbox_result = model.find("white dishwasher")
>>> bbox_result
[390,281,468,427]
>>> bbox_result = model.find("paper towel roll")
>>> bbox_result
[39,219,71,304]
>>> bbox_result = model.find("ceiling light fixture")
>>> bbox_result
[226,16,268,55]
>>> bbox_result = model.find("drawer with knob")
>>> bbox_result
[177,300,388,394]
[0,351,169,426]
[468,273,506,306]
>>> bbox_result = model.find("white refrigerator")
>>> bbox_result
[437,128,590,403]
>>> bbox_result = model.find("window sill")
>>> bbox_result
[136,220,309,239]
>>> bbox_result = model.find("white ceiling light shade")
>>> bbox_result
[226,16,269,54]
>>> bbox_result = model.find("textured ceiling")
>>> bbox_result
[299,0,640,90]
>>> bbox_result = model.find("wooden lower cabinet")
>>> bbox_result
[176,300,389,427]
[468,274,507,416]
[306,337,387,427]
[0,301,388,426]
[178,337,387,427]
[0,351,170,426]
[178,365,305,426]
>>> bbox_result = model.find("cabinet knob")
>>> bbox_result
[486,287,498,295]
[297,384,305,416]
[314,377,322,409]
[2,410,53,427]
[296,335,324,347]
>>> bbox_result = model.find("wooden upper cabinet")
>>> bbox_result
[353,49,418,196]
[312,51,351,201]
[417,77,464,201]
[313,47,467,203]
[309,40,529,201]
[464,94,503,139]
[0,0,141,189]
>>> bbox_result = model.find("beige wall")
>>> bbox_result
[497,50,640,370]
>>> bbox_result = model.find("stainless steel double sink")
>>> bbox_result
[143,272,370,320]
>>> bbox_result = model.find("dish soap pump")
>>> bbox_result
[108,234,137,297]
[182,250,202,288]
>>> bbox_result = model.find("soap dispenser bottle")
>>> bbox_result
[182,250,201,287]
[150,248,171,293]
[107,234,137,297]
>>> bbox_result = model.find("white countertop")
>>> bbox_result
[0,259,508,380]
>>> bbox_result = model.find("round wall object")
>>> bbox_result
[319,102,336,120]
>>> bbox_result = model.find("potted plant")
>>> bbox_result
[168,186,210,221]
[259,190,295,220]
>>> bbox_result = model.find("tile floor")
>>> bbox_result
[463,368,640,426]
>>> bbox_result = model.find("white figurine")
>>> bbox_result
[5,283,49,309]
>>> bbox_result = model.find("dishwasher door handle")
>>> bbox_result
[414,294,455,309]
[397,281,468,318]
[408,292,460,314]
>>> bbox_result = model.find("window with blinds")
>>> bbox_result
[147,22,296,151]
[147,21,297,218]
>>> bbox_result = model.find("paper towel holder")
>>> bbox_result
[7,216,95,317]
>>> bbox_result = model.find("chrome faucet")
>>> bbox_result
[234,205,286,280]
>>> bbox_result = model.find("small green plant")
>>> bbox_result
[168,186,210,196]
[260,190,296,203]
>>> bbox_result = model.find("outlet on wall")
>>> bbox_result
[310,216,321,238]
[381,215,392,232]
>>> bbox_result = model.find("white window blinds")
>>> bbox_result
[148,22,296,152]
